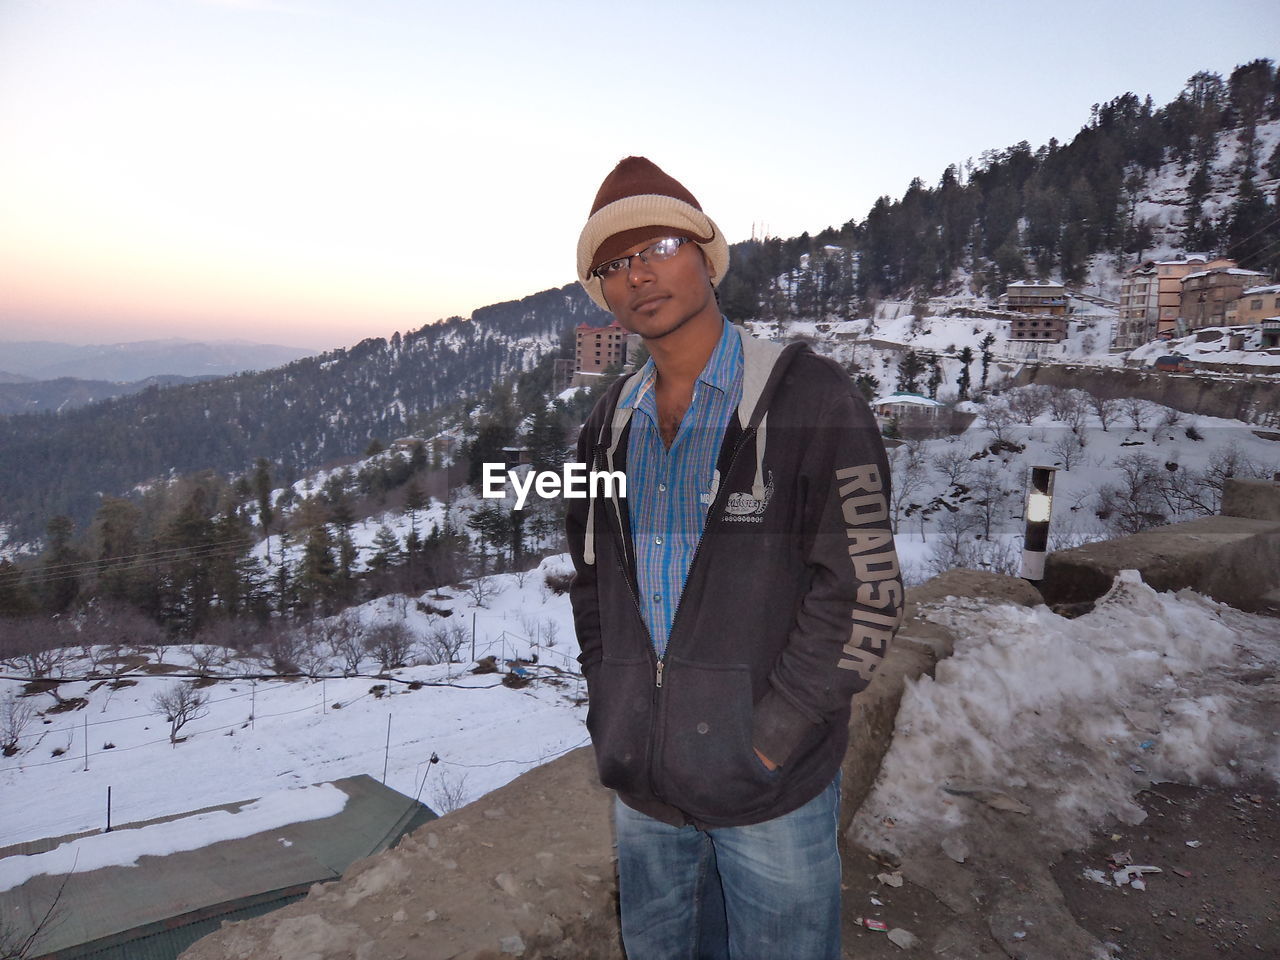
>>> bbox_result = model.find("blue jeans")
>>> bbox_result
[614,776,841,960]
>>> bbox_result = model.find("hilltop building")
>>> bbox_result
[1179,267,1269,332]
[1113,254,1236,348]
[1226,283,1280,325]
[1002,280,1067,342]
[574,321,628,375]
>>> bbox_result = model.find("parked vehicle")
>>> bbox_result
[1153,355,1195,373]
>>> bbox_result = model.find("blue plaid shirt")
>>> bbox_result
[622,319,743,658]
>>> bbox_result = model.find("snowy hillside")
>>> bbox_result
[0,555,586,854]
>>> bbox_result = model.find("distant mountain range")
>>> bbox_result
[0,374,219,417]
[0,338,317,383]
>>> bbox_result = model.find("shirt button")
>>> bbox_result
[658,483,667,492]
[654,536,663,545]
[653,593,662,603]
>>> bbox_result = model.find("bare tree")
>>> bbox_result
[1151,407,1183,444]
[151,682,210,744]
[466,575,500,609]
[1006,386,1050,425]
[0,858,72,958]
[364,621,413,673]
[263,626,306,675]
[540,618,560,648]
[1196,441,1274,513]
[1096,453,1167,535]
[1121,398,1151,433]
[2,618,73,681]
[887,443,927,531]
[1,692,35,757]
[1046,386,1079,421]
[423,623,468,665]
[1059,392,1090,436]
[1089,394,1121,432]
[1050,432,1085,470]
[969,464,1012,540]
[980,401,1016,445]
[428,767,471,815]
[926,509,983,576]
[930,447,974,489]
[970,537,1021,576]
[321,614,364,677]
[181,643,223,678]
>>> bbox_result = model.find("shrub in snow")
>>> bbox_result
[543,570,574,595]
[364,622,413,672]
[1,692,34,757]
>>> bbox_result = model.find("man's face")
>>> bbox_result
[600,235,718,341]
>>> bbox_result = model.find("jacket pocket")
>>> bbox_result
[585,655,653,794]
[658,656,781,820]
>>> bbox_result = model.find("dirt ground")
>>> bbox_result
[838,779,1278,959]
[1054,780,1278,959]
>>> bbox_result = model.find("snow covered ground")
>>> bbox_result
[853,573,1280,860]
[0,556,587,855]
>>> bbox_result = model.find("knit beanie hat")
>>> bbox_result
[576,157,730,311]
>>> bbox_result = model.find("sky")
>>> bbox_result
[1,0,1278,352]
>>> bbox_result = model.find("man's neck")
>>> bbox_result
[646,307,724,392]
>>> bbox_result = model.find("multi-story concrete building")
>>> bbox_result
[1227,283,1280,325]
[1114,262,1159,349]
[1179,268,1269,331]
[1004,280,1068,341]
[574,320,628,376]
[1148,255,1233,337]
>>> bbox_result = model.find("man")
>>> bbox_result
[566,157,903,960]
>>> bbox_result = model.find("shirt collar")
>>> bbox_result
[620,317,739,410]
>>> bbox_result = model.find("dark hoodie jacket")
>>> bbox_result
[567,326,903,828]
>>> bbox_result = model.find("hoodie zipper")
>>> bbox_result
[655,426,754,687]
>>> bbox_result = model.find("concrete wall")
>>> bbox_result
[1040,478,1280,614]
[1014,363,1280,424]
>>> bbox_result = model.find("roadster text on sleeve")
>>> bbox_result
[835,463,901,673]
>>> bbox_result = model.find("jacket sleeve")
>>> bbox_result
[566,418,603,683]
[751,373,904,768]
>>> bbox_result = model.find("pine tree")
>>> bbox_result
[253,458,274,542]
[404,479,427,539]
[369,525,401,573]
[895,351,925,394]
[927,358,943,399]
[956,347,975,401]
[42,515,81,613]
[299,524,337,613]
[526,402,569,472]
[979,334,997,390]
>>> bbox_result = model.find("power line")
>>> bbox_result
[0,538,260,590]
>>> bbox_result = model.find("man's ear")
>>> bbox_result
[699,246,716,280]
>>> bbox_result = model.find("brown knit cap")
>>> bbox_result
[576,157,729,310]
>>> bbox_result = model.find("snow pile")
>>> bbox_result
[854,573,1280,858]
[0,783,347,892]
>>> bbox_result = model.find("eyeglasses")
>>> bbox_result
[592,236,691,280]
